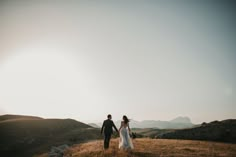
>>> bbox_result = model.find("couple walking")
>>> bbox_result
[101,114,134,150]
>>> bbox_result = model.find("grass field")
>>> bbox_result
[36,138,236,157]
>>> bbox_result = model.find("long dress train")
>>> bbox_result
[119,126,134,149]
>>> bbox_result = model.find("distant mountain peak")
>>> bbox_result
[170,116,192,124]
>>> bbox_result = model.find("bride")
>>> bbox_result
[118,115,134,150]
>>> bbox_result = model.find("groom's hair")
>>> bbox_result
[107,114,111,119]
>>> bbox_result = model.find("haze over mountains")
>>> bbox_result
[95,116,194,129]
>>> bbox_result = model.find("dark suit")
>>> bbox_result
[101,119,118,149]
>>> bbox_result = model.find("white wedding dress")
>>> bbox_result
[119,122,134,149]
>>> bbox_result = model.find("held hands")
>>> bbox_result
[114,130,120,137]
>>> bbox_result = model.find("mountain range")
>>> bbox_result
[94,116,194,129]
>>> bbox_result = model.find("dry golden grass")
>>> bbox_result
[63,138,236,157]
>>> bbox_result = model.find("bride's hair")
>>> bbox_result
[123,115,129,124]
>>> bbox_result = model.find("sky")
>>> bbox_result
[0,0,235,124]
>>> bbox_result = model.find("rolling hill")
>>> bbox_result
[131,128,175,138]
[0,114,102,157]
[158,119,236,143]
[0,114,43,122]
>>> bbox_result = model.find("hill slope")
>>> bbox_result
[36,138,236,157]
[132,128,175,138]
[159,119,236,143]
[0,114,43,122]
[0,114,102,157]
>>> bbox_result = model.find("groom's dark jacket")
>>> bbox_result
[101,119,118,135]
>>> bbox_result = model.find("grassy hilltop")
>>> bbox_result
[37,138,236,157]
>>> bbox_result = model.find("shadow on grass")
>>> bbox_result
[130,151,160,157]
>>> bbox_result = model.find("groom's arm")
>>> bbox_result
[112,121,119,132]
[101,121,105,134]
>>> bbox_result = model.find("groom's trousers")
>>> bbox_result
[104,133,111,149]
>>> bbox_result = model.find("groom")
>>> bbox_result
[101,114,118,149]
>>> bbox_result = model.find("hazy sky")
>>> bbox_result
[0,0,235,124]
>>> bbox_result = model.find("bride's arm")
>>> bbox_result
[118,122,122,132]
[128,123,131,133]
